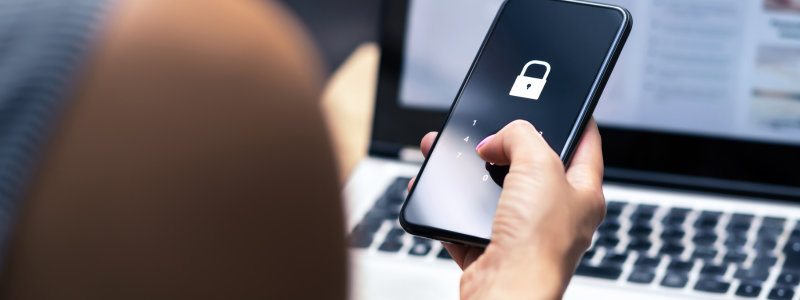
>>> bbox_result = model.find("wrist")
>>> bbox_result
[488,246,578,300]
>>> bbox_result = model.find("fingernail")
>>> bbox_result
[476,135,495,151]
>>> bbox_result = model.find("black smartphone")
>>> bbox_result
[400,0,632,247]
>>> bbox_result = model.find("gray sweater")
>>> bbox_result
[0,0,112,261]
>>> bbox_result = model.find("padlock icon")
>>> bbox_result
[509,60,551,100]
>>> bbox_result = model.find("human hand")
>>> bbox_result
[407,119,605,300]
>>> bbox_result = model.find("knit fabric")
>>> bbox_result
[0,0,113,261]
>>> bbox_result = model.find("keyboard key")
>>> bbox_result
[754,254,778,267]
[777,271,800,286]
[694,279,730,293]
[699,210,723,217]
[627,239,652,252]
[372,195,391,210]
[636,204,659,211]
[350,226,374,248]
[727,214,754,233]
[359,216,384,233]
[582,249,596,261]
[408,238,431,255]
[385,203,402,220]
[437,248,453,259]
[728,224,751,234]
[631,205,658,221]
[379,240,403,252]
[575,265,622,280]
[696,218,718,229]
[693,231,718,245]
[669,207,692,214]
[597,219,621,233]
[730,213,755,220]
[635,256,661,268]
[355,219,380,234]
[660,243,685,256]
[606,201,627,217]
[790,230,800,241]
[784,241,800,270]
[363,208,387,221]
[662,215,686,225]
[756,237,778,252]
[602,253,628,265]
[595,235,620,248]
[631,214,654,223]
[413,237,431,244]
[385,178,411,203]
[762,218,786,236]
[723,250,748,264]
[693,246,718,260]
[661,273,689,288]
[668,260,694,273]
[662,207,691,225]
[763,217,786,228]
[694,211,722,229]
[386,228,405,239]
[700,264,728,276]
[736,283,762,298]
[660,227,685,240]
[768,287,794,300]
[398,177,413,186]
[725,234,748,248]
[628,270,655,284]
[408,243,431,256]
[735,267,770,281]
[378,228,406,252]
[760,227,784,237]
[628,224,653,237]
[727,245,745,253]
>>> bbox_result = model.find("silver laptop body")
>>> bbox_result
[348,1,800,299]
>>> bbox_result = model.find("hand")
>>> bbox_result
[408,119,605,300]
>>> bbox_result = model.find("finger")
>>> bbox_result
[565,118,604,193]
[420,132,438,158]
[442,243,468,269]
[441,243,485,271]
[461,247,485,269]
[442,243,469,270]
[409,132,438,192]
[476,120,559,172]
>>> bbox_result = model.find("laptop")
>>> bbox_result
[346,0,800,299]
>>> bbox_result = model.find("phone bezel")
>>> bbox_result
[399,0,633,247]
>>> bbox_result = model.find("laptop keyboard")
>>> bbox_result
[349,177,456,261]
[350,177,798,299]
[581,200,799,299]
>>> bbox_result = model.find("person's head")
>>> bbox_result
[1,1,346,298]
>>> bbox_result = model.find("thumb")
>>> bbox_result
[476,120,561,175]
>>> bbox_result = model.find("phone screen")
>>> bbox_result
[402,0,628,242]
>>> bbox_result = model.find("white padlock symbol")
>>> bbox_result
[509,60,551,100]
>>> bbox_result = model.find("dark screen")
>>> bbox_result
[403,0,626,240]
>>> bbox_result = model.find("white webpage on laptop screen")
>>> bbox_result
[398,0,800,146]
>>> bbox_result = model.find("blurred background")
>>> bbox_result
[279,0,380,73]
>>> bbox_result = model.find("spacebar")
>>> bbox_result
[574,265,622,280]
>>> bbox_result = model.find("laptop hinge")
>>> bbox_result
[369,141,403,158]
[398,147,424,163]
[369,141,424,163]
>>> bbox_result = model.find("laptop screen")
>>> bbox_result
[372,0,800,198]
[397,0,800,146]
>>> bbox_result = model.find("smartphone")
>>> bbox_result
[400,0,632,247]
